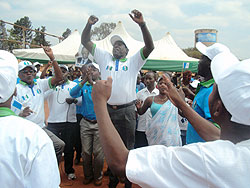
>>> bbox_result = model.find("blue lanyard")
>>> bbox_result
[115,59,119,71]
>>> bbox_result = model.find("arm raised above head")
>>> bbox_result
[129,9,154,58]
[81,15,99,54]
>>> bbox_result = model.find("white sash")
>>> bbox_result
[146,100,182,146]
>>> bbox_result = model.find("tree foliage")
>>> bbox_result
[91,22,116,41]
[62,28,71,40]
[0,21,9,50]
[31,26,50,47]
[9,16,33,49]
[183,47,202,59]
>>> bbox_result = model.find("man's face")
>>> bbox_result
[112,41,128,59]
[145,72,156,88]
[82,48,89,59]
[18,67,35,85]
[60,67,68,81]
[35,65,40,72]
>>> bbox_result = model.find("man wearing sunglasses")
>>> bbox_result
[14,46,65,164]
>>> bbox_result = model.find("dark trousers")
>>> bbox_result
[181,130,187,146]
[107,104,136,188]
[74,114,83,160]
[47,122,75,174]
[134,130,148,148]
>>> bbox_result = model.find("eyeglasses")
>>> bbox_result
[21,70,35,74]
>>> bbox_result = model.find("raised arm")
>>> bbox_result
[92,77,129,178]
[81,15,99,53]
[42,45,63,86]
[129,9,154,58]
[163,75,220,141]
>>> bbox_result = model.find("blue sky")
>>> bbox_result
[1,0,250,59]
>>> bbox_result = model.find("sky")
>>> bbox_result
[1,0,250,59]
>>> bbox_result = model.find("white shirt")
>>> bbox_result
[126,139,250,188]
[0,115,60,188]
[45,81,78,123]
[93,46,146,105]
[136,87,159,131]
[15,79,52,127]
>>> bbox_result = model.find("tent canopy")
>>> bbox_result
[13,30,81,64]
[13,22,198,72]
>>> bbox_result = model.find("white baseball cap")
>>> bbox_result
[59,64,69,72]
[18,61,36,72]
[0,50,18,103]
[196,42,230,60]
[211,52,250,126]
[110,35,127,48]
[33,62,41,66]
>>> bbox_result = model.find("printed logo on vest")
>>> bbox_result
[37,89,41,94]
[122,66,128,71]
[106,65,113,71]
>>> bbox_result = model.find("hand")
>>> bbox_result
[66,98,77,104]
[86,67,93,82]
[161,74,186,108]
[42,45,55,61]
[92,77,112,105]
[129,9,145,25]
[135,99,143,109]
[19,106,33,117]
[88,15,99,25]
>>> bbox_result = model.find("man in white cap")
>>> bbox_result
[0,50,60,187]
[185,42,230,144]
[81,9,154,188]
[14,46,65,164]
[45,64,80,180]
[70,63,104,186]
[90,50,250,188]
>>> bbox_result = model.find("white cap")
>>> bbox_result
[211,52,250,125]
[92,62,100,71]
[33,62,41,66]
[0,50,18,103]
[189,80,200,88]
[59,64,69,72]
[110,35,127,48]
[18,61,36,72]
[196,42,230,60]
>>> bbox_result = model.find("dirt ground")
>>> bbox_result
[44,102,140,188]
[59,159,138,188]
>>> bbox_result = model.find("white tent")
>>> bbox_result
[13,30,81,64]
[13,22,198,72]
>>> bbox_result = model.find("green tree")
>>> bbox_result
[0,21,9,50]
[9,16,33,49]
[91,22,116,40]
[62,28,71,40]
[183,47,202,59]
[31,26,50,47]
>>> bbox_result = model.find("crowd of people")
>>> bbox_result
[0,9,250,188]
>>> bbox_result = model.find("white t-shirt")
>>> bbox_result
[45,81,78,123]
[0,115,60,188]
[126,139,250,188]
[93,45,146,105]
[136,87,159,132]
[15,79,52,127]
